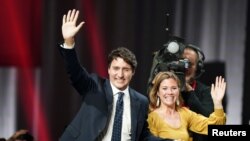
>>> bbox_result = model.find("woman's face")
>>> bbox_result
[157,78,179,107]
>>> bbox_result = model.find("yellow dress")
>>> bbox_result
[147,107,226,141]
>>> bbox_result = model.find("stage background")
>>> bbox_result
[0,0,249,141]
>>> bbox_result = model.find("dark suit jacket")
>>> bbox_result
[58,47,170,141]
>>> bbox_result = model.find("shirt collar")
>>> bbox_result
[110,81,129,96]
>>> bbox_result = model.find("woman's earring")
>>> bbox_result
[156,96,160,107]
[176,99,180,106]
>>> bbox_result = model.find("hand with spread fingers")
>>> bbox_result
[62,9,85,47]
[211,76,227,109]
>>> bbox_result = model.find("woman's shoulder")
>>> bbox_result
[178,107,194,115]
[148,110,158,116]
[148,110,163,126]
[148,110,162,120]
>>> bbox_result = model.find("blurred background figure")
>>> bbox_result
[0,129,34,141]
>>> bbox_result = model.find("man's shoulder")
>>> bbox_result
[129,88,148,100]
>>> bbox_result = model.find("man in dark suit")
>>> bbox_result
[58,9,172,141]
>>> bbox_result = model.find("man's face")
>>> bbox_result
[182,48,198,83]
[108,57,134,91]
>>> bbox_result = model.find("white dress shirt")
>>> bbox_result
[102,82,132,141]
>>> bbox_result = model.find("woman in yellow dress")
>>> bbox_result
[147,71,226,141]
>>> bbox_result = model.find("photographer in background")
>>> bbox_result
[181,44,213,141]
[147,36,187,93]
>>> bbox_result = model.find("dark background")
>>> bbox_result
[0,0,249,141]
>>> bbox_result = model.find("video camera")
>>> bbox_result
[147,36,189,92]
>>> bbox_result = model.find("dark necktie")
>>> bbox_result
[111,92,124,141]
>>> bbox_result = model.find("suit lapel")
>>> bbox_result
[103,80,113,112]
[129,89,141,140]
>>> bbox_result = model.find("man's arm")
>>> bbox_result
[59,9,96,95]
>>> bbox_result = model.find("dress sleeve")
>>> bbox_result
[187,108,226,135]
